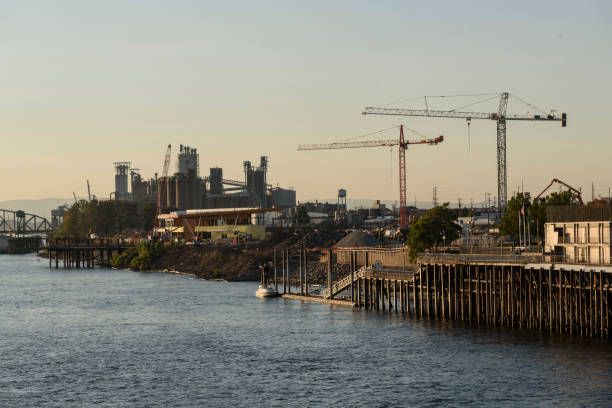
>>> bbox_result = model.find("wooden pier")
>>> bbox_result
[277,249,611,339]
[46,238,134,269]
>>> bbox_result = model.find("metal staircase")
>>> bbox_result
[322,265,372,299]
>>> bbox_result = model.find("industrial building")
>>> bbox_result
[157,207,281,242]
[114,145,296,211]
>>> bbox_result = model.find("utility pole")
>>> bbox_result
[433,186,438,207]
[592,182,595,202]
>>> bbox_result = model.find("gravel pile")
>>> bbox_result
[333,230,381,248]
[294,229,346,248]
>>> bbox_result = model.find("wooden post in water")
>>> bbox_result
[419,265,424,318]
[548,268,553,333]
[350,252,355,303]
[448,265,452,321]
[558,268,563,334]
[304,249,308,296]
[426,265,431,318]
[440,265,445,319]
[273,248,277,292]
[476,265,480,324]
[492,266,497,325]
[538,268,543,330]
[460,265,465,321]
[433,265,438,318]
[486,265,491,324]
[374,279,379,311]
[519,266,523,327]
[467,265,472,322]
[453,265,458,320]
[382,280,387,312]
[394,280,398,312]
[589,270,594,337]
[298,249,304,296]
[327,248,333,299]
[500,266,505,325]
[287,249,291,294]
[569,268,574,335]
[370,277,374,310]
[282,249,286,294]
[363,278,368,309]
[600,270,604,338]
[356,277,361,309]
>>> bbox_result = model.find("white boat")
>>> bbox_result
[255,263,278,298]
[255,284,278,298]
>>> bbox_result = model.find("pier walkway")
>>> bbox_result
[46,238,135,268]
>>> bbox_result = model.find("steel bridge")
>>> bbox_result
[0,209,55,234]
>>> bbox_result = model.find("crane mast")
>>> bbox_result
[298,125,443,229]
[155,144,172,235]
[363,92,566,210]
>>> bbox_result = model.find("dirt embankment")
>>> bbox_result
[151,245,271,281]
[148,228,350,283]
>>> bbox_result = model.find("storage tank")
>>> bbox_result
[209,168,223,194]
[114,162,131,200]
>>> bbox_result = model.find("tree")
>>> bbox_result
[500,190,580,242]
[407,204,461,260]
[499,192,531,240]
[55,199,158,238]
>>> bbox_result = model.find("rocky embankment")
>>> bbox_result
[151,245,270,281]
[147,228,350,283]
[149,244,354,284]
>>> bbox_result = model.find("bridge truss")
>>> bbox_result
[0,209,55,235]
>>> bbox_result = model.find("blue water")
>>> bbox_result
[1,254,611,407]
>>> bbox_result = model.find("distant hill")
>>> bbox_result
[0,198,75,219]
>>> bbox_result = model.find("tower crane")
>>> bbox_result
[154,144,172,235]
[298,125,443,229]
[363,92,567,211]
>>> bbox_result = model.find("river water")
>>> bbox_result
[1,254,611,407]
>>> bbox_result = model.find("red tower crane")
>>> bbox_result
[297,125,443,229]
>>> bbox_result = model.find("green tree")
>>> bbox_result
[501,191,580,242]
[55,199,159,238]
[499,192,531,240]
[407,204,461,260]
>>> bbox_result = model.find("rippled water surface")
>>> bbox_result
[1,254,611,407]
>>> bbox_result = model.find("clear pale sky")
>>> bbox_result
[1,0,611,205]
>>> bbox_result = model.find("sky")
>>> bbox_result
[1,0,611,206]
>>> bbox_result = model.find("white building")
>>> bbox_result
[545,221,611,264]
